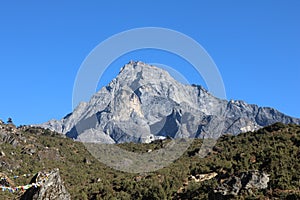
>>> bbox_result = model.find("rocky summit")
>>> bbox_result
[39,61,300,143]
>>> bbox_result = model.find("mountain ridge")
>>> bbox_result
[39,61,300,143]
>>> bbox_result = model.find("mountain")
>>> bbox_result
[39,61,300,143]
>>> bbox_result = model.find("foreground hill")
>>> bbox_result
[40,61,300,144]
[0,121,299,199]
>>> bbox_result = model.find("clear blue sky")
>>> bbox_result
[0,1,299,125]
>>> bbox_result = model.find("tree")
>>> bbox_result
[7,117,13,124]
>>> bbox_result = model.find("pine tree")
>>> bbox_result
[7,117,13,124]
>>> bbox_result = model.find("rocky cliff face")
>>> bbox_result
[20,168,70,200]
[39,61,300,143]
[213,171,270,197]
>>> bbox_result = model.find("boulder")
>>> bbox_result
[214,170,269,197]
[21,168,70,200]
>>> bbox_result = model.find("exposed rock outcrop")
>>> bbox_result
[21,168,70,200]
[189,172,218,183]
[177,172,218,194]
[0,123,19,146]
[39,61,300,143]
[213,170,269,197]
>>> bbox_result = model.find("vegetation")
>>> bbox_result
[6,118,13,124]
[0,122,299,199]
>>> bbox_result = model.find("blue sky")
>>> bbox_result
[0,1,299,125]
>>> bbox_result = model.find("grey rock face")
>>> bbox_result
[39,61,300,143]
[214,171,269,196]
[0,123,19,146]
[21,168,71,200]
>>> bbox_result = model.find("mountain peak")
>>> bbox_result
[38,62,300,144]
[115,61,174,86]
[120,60,159,71]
